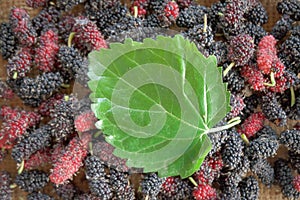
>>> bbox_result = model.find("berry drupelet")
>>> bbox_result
[207,121,229,156]
[238,176,259,200]
[24,149,52,170]
[6,48,32,79]
[159,177,192,199]
[110,168,135,199]
[280,129,300,153]
[0,81,13,98]
[15,170,49,192]
[277,0,300,21]
[0,22,18,59]
[74,110,97,133]
[11,125,52,163]
[250,158,274,187]
[226,94,245,119]
[183,20,214,50]
[241,63,266,92]
[58,15,76,43]
[208,2,226,33]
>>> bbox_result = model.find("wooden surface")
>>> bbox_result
[0,0,294,199]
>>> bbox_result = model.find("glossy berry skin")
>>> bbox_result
[192,184,217,200]
[228,34,255,66]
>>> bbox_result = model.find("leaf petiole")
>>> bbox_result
[206,117,241,134]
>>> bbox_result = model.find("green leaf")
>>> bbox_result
[88,35,231,178]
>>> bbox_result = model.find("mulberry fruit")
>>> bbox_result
[238,176,259,200]
[250,159,274,186]
[6,48,32,79]
[0,22,18,59]
[279,129,300,153]
[277,0,300,21]
[141,173,165,199]
[0,171,12,200]
[227,34,255,67]
[238,112,265,138]
[11,125,52,163]
[50,135,89,185]
[270,15,294,40]
[15,170,49,192]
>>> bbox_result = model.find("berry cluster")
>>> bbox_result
[0,0,299,199]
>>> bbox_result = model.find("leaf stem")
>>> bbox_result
[263,72,276,86]
[223,62,235,77]
[68,32,75,47]
[203,14,207,33]
[10,183,17,189]
[240,134,250,146]
[189,177,198,187]
[17,160,25,174]
[207,117,241,134]
[13,72,18,79]
[134,6,138,18]
[290,86,295,107]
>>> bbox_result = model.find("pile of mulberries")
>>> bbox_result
[0,0,299,199]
